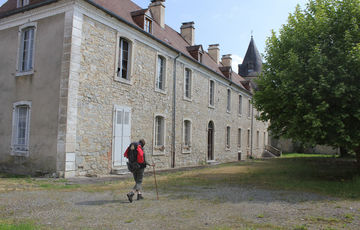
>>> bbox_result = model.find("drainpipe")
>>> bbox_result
[171,53,181,168]
[250,102,254,158]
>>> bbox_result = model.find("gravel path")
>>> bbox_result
[1,177,359,230]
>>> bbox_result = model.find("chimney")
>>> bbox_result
[208,44,220,64]
[221,54,232,67]
[149,0,165,28]
[181,22,195,46]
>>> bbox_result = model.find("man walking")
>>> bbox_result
[124,139,149,202]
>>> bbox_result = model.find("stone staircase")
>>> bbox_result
[262,145,282,158]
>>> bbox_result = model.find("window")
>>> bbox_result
[238,128,241,148]
[209,80,215,106]
[264,132,266,147]
[199,53,203,63]
[18,25,36,74]
[248,99,251,117]
[155,116,165,147]
[183,120,191,147]
[238,95,242,115]
[256,131,260,148]
[227,89,231,112]
[226,126,230,149]
[184,68,192,99]
[17,0,29,8]
[156,55,166,90]
[144,18,152,33]
[11,101,31,156]
[117,38,130,80]
[247,129,250,148]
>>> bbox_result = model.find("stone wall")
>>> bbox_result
[74,15,269,176]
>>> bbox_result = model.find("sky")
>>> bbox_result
[0,0,308,71]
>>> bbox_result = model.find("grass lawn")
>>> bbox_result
[1,154,359,200]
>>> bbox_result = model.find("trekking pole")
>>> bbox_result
[152,160,159,200]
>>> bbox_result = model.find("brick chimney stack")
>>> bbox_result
[149,0,165,28]
[221,54,232,67]
[181,22,195,46]
[208,44,220,64]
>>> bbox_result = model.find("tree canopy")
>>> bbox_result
[253,0,360,164]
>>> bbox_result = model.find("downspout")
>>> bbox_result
[250,102,254,158]
[171,53,182,168]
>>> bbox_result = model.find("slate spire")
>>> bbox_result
[238,36,262,77]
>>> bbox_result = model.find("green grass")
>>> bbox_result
[149,156,360,199]
[282,153,337,158]
[0,220,39,230]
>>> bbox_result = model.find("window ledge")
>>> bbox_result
[226,110,231,114]
[183,97,192,102]
[208,105,215,109]
[114,77,132,85]
[16,70,34,77]
[238,114,242,118]
[182,146,191,154]
[155,88,167,95]
[11,150,29,157]
[225,147,231,151]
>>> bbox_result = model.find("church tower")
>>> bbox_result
[238,36,263,78]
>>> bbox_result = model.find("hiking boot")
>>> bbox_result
[127,192,134,203]
[137,194,144,200]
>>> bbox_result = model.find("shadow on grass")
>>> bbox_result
[143,157,360,204]
[76,199,129,205]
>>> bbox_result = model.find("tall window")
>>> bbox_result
[118,38,130,80]
[144,18,152,33]
[256,131,260,148]
[227,89,231,112]
[11,102,31,156]
[17,0,29,8]
[156,56,165,90]
[184,68,192,99]
[226,126,230,149]
[209,80,215,106]
[264,132,266,147]
[247,130,250,147]
[19,26,35,72]
[238,95,242,115]
[155,116,165,147]
[238,128,241,148]
[248,99,251,117]
[184,120,191,147]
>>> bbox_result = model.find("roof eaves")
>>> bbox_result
[0,0,58,19]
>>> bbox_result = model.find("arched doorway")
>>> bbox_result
[208,121,214,161]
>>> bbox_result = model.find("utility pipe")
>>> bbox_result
[171,53,181,168]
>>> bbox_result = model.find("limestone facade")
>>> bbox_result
[0,0,269,177]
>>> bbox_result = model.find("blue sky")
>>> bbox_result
[0,0,308,70]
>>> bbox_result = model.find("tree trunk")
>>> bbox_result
[355,147,360,172]
[340,147,349,158]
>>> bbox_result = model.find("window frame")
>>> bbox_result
[237,128,242,148]
[144,17,153,34]
[247,129,251,148]
[17,0,29,8]
[184,68,192,101]
[114,35,134,84]
[155,54,167,93]
[16,22,37,77]
[238,94,242,116]
[11,101,32,157]
[182,119,192,153]
[153,114,166,155]
[226,126,231,150]
[247,99,252,118]
[227,88,231,113]
[209,80,215,108]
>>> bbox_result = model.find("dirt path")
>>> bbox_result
[1,177,359,230]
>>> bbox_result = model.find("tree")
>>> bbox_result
[253,0,360,168]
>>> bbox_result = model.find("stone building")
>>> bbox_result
[0,0,269,177]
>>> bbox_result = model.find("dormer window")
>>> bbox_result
[186,45,204,63]
[145,18,152,33]
[199,53,203,63]
[17,0,29,8]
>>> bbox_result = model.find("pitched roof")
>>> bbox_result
[238,36,263,77]
[0,0,248,91]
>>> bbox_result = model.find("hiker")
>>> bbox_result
[124,139,151,202]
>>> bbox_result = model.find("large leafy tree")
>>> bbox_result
[253,0,360,167]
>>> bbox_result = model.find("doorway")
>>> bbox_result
[113,106,131,167]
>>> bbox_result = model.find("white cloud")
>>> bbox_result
[231,54,243,73]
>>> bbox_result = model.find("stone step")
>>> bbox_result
[111,168,130,175]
